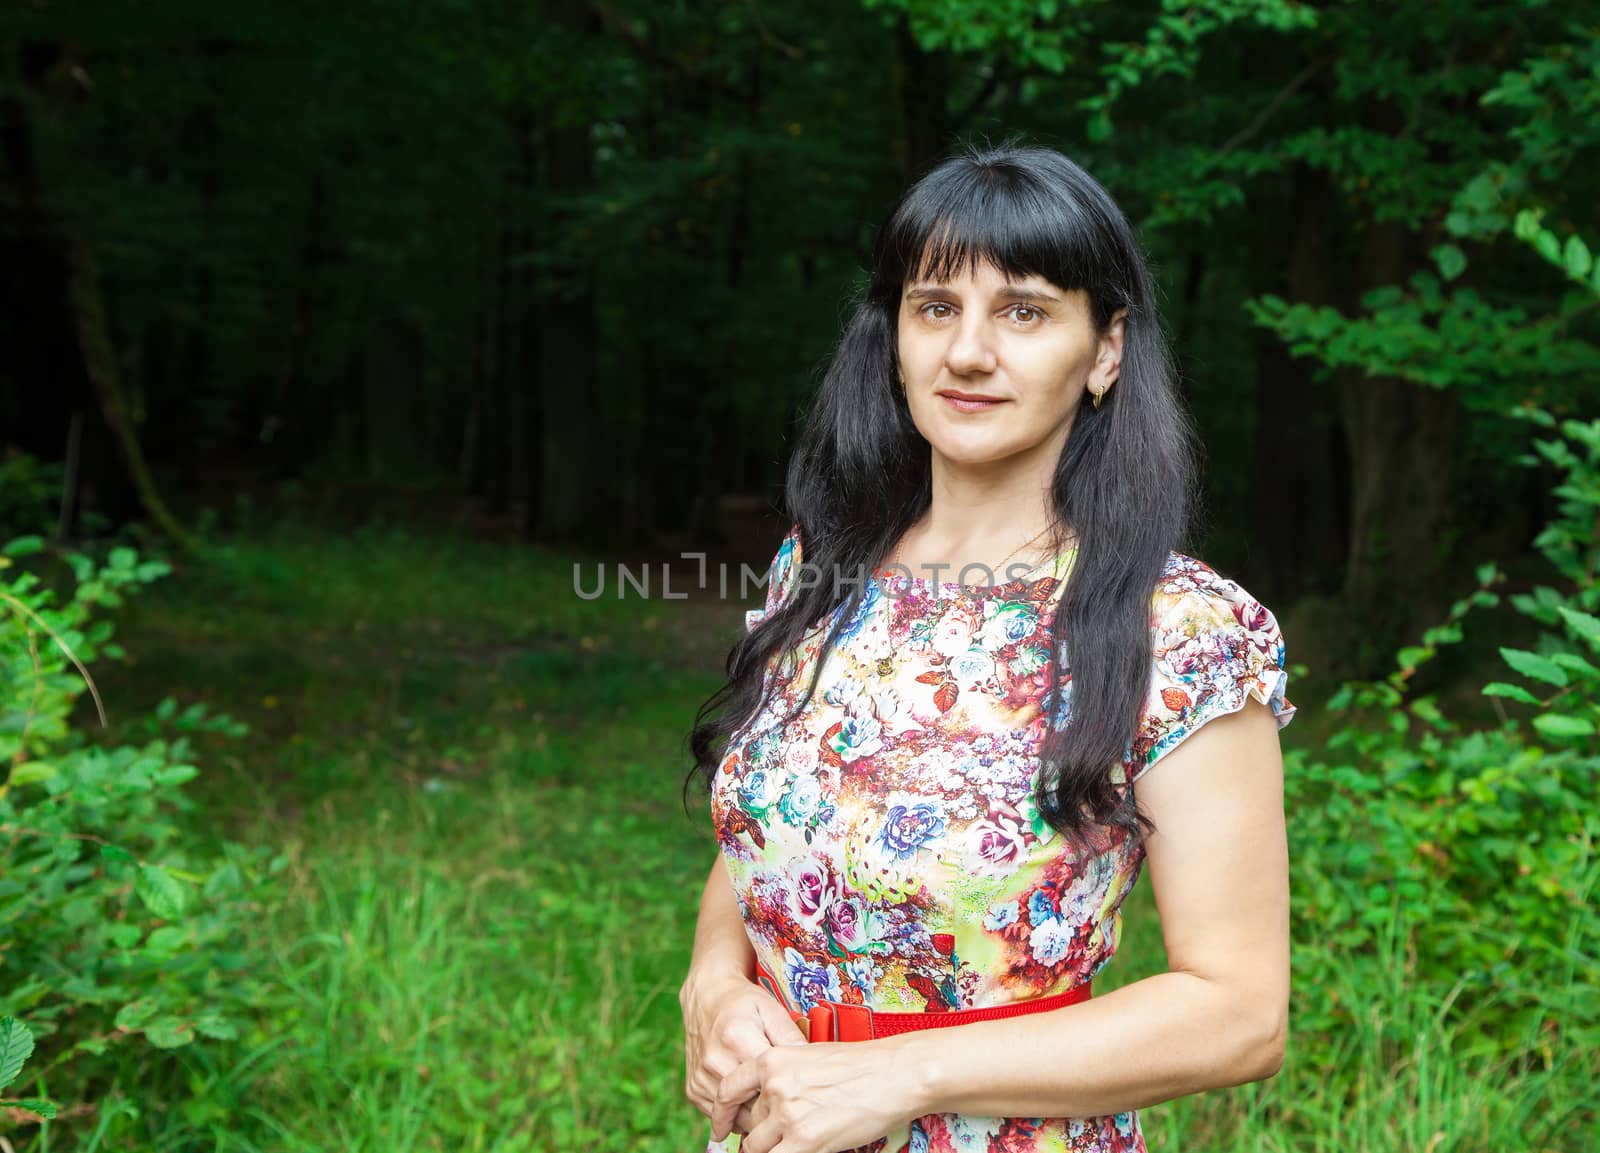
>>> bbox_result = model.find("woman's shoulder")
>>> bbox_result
[1154,550,1278,628]
[743,521,804,635]
[1148,549,1290,681]
[1115,549,1295,785]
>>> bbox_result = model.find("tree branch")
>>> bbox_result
[744,0,804,61]
[588,1,737,94]
[1217,54,1335,157]
[954,61,1014,123]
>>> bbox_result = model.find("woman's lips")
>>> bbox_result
[938,392,1006,413]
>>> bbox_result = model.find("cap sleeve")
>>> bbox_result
[1118,559,1296,787]
[744,522,803,635]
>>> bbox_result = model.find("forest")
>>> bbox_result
[1,1,1597,1150]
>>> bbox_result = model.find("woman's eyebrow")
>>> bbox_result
[904,283,1063,305]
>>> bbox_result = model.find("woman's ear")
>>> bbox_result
[1091,306,1129,391]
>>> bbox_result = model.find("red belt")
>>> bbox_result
[749,953,1091,1043]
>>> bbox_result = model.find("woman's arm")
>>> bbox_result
[681,853,757,992]
[708,696,1289,1148]
[682,853,810,1132]
[889,695,1290,1119]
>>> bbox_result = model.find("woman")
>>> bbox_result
[678,140,1296,1153]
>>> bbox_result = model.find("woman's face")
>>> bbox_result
[896,258,1126,466]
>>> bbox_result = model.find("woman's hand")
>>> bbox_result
[680,967,808,1136]
[708,1035,926,1153]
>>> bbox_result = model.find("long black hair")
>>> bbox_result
[684,139,1201,854]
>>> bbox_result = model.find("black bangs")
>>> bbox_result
[871,147,1104,315]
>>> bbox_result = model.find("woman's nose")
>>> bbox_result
[945,314,998,375]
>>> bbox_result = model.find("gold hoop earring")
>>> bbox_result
[1092,389,1103,411]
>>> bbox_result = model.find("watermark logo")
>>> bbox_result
[572,556,1052,601]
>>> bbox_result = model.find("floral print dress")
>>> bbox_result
[706,524,1296,1153]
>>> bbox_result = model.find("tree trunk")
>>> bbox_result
[1338,219,1459,665]
[65,231,199,555]
[891,16,950,185]
[14,42,193,551]
[535,1,600,544]
[1251,164,1347,603]
[2,57,138,537]
[271,172,327,478]
[511,103,537,535]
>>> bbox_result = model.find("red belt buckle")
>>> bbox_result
[750,955,865,1041]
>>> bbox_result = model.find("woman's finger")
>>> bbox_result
[732,1095,764,1136]
[752,994,809,1048]
[719,999,782,1061]
[708,1055,764,1142]
[735,1110,784,1153]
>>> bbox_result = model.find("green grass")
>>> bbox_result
[234,778,709,1151]
[25,521,1593,1152]
[68,521,735,1150]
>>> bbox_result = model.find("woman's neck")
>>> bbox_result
[901,439,1075,575]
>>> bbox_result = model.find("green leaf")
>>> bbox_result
[2,536,45,558]
[1550,653,1600,681]
[1564,234,1593,280]
[1482,682,1542,706]
[1531,714,1595,739]
[1,1097,58,1119]
[0,1017,35,1092]
[99,843,134,877]
[194,1015,238,1041]
[1396,646,1433,671]
[144,1018,195,1049]
[106,922,142,949]
[137,864,188,919]
[1557,606,1600,647]
[1034,45,1065,73]
[1432,244,1467,282]
[7,761,56,786]
[1408,698,1447,728]
[114,999,158,1031]
[145,926,188,954]
[1498,647,1568,687]
[1535,230,1561,265]
[155,764,200,786]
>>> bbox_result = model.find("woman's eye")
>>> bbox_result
[918,302,1044,324]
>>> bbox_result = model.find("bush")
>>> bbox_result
[0,453,69,542]
[1285,410,1600,1069]
[0,536,281,1147]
